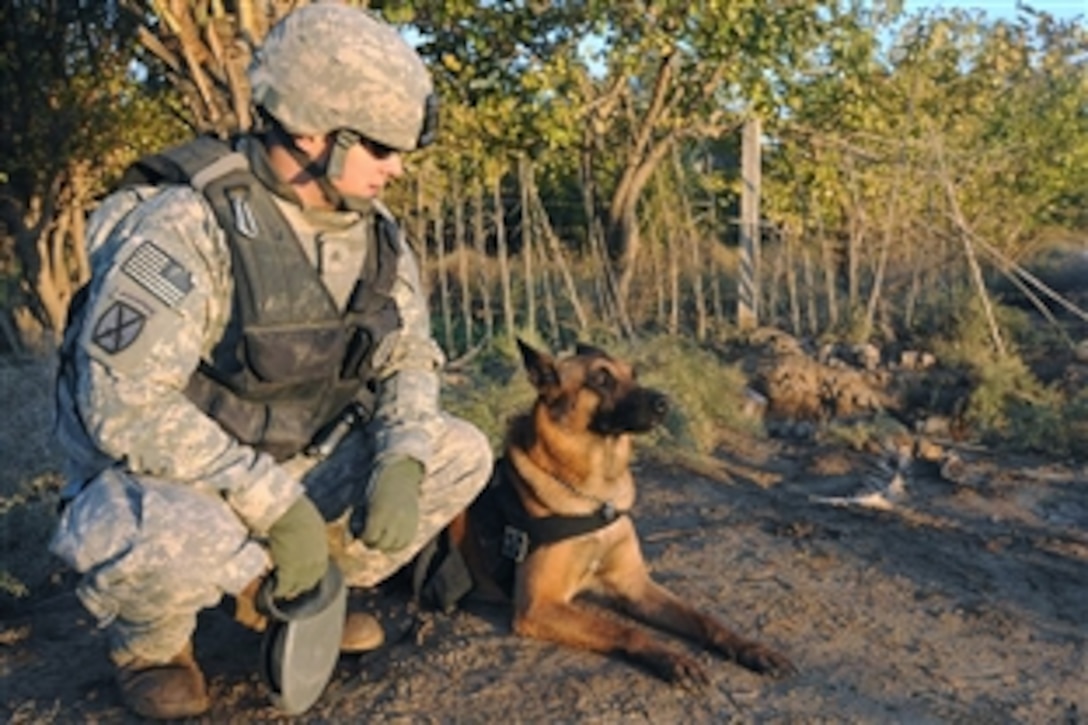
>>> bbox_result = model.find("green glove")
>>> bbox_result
[266,495,329,600]
[359,457,424,553]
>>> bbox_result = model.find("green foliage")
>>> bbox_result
[925,295,1060,370]
[1063,389,1088,461]
[965,353,1079,459]
[1,0,187,339]
[908,294,1082,456]
[0,2,186,206]
[764,5,1088,341]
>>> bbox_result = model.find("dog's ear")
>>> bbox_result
[517,338,560,391]
[574,342,609,359]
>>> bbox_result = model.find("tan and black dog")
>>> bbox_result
[454,339,796,687]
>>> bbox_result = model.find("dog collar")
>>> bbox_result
[529,459,627,521]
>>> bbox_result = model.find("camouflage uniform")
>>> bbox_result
[50,134,492,664]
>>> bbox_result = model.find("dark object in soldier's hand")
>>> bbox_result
[257,562,347,715]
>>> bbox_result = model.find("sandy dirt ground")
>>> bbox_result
[2,426,1086,724]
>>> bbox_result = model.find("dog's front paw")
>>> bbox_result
[647,652,710,690]
[737,644,797,678]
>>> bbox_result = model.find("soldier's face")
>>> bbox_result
[335,136,404,199]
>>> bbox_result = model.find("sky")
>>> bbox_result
[903,0,1086,22]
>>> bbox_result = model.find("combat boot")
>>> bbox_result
[235,577,384,653]
[339,608,385,653]
[113,642,210,720]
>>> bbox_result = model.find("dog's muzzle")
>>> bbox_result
[591,388,669,435]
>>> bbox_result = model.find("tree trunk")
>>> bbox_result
[667,205,680,337]
[492,174,515,337]
[651,232,666,330]
[802,246,819,335]
[453,176,472,351]
[518,155,536,336]
[414,176,429,296]
[786,227,801,336]
[130,0,285,135]
[472,182,493,342]
[527,167,588,334]
[537,237,560,342]
[937,140,1006,357]
[819,219,839,329]
[8,171,84,345]
[647,187,667,328]
[605,54,678,308]
[672,150,706,342]
[767,238,785,328]
[434,203,453,354]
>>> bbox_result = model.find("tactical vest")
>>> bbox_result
[110,136,403,460]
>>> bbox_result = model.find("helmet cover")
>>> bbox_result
[248,2,435,151]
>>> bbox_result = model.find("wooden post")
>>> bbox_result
[738,116,761,330]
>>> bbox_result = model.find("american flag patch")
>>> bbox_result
[122,241,193,308]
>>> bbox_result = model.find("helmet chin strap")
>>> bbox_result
[269,121,370,212]
[324,130,373,212]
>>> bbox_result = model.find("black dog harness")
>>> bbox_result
[468,457,630,596]
[412,457,631,612]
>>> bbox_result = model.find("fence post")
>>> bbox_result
[738,116,761,330]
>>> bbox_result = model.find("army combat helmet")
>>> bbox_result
[247,2,437,203]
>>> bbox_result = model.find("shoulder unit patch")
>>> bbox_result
[91,300,146,354]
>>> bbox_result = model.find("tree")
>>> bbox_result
[762,4,1088,340]
[397,1,845,313]
[0,0,184,348]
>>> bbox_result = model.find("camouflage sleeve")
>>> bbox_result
[72,186,302,532]
[366,223,445,472]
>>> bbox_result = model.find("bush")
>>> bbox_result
[919,296,1079,456]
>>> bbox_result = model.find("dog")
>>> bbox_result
[452,339,796,688]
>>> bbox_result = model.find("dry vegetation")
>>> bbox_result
[0,358,64,605]
[2,244,1087,723]
[2,329,1086,722]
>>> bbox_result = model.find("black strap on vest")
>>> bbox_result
[120,136,243,190]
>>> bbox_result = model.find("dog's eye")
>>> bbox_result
[589,368,615,392]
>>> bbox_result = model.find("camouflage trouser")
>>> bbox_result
[285,413,493,588]
[49,413,492,664]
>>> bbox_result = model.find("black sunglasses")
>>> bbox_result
[359,136,398,160]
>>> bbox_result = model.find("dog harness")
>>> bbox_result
[467,457,630,596]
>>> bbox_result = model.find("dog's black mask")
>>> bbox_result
[590,385,670,435]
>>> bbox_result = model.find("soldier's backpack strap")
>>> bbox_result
[120,134,300,329]
[119,135,249,193]
[65,136,248,350]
